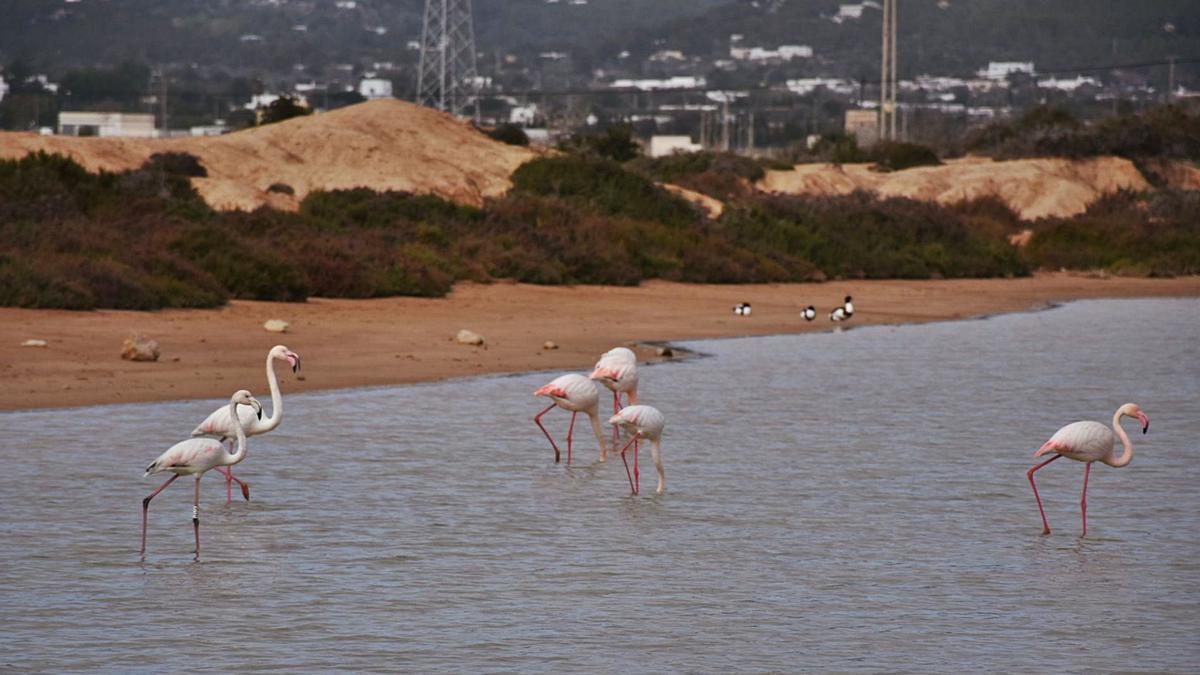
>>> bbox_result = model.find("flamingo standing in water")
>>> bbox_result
[590,347,639,446]
[609,405,666,495]
[142,390,262,558]
[533,374,609,464]
[191,345,301,502]
[1027,403,1150,536]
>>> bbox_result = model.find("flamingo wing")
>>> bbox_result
[145,438,226,476]
[1036,421,1113,461]
[192,403,261,439]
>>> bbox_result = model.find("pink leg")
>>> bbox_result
[616,436,638,495]
[193,477,201,560]
[219,441,251,502]
[1080,462,1092,536]
[1027,454,1061,535]
[566,411,577,466]
[534,402,562,463]
[611,392,621,446]
[633,438,640,495]
[141,473,180,554]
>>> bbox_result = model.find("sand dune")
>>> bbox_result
[758,156,1152,220]
[0,100,537,211]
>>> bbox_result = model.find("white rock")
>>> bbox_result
[121,334,160,362]
[21,339,48,348]
[263,319,290,333]
[542,340,558,350]
[456,329,485,346]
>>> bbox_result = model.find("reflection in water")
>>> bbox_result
[0,299,1197,671]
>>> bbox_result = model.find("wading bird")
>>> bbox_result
[1026,403,1150,536]
[734,302,752,316]
[191,345,300,502]
[609,405,666,495]
[533,373,609,464]
[830,296,854,322]
[142,390,262,558]
[590,347,640,446]
[801,305,816,321]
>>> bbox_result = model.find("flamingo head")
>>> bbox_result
[271,345,302,373]
[231,390,264,420]
[1120,402,1149,434]
[534,383,568,399]
[589,367,620,383]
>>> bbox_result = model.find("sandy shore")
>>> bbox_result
[1,273,1197,411]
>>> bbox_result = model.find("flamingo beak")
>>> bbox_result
[252,398,263,420]
[590,368,618,382]
[1137,412,1149,434]
[288,353,301,373]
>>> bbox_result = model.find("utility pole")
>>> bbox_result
[721,98,730,152]
[1167,56,1176,102]
[879,0,898,142]
[156,68,169,137]
[416,0,480,120]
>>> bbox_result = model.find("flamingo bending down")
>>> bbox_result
[191,345,300,502]
[1027,403,1149,536]
[608,405,666,495]
[590,347,639,446]
[533,374,609,465]
[142,390,262,558]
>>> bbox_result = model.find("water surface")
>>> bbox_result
[1,299,1198,671]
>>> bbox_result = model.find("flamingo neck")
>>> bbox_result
[586,408,608,460]
[224,399,248,465]
[258,353,284,432]
[649,438,665,493]
[627,388,638,406]
[1104,408,1134,468]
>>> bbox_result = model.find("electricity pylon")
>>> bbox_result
[879,0,898,141]
[416,0,480,119]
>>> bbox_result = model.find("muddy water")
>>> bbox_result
[1,298,1197,671]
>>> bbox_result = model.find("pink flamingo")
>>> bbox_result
[608,405,666,495]
[191,345,300,502]
[142,390,262,558]
[589,347,639,446]
[1027,403,1150,536]
[533,374,610,465]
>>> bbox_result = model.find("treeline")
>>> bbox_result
[0,149,1048,310]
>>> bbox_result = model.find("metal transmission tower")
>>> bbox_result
[879,0,898,141]
[416,0,480,119]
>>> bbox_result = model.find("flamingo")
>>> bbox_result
[1027,403,1150,536]
[608,405,666,495]
[589,347,639,447]
[533,373,609,465]
[142,390,262,558]
[191,345,301,502]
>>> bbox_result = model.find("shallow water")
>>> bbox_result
[1,298,1198,672]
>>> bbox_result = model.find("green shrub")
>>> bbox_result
[486,123,530,147]
[557,125,641,162]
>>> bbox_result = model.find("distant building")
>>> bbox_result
[58,111,157,138]
[649,135,702,157]
[0,76,7,104]
[981,62,1035,80]
[358,77,393,100]
[731,44,813,62]
[190,125,230,137]
[844,109,879,146]
[509,104,540,125]
[611,76,705,91]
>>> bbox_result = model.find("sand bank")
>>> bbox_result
[1,273,1196,411]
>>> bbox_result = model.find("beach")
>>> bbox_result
[1,272,1197,411]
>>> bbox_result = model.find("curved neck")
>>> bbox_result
[1105,409,1134,468]
[649,438,665,493]
[258,353,284,431]
[224,399,248,465]
[587,409,608,459]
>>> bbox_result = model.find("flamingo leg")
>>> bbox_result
[611,392,621,446]
[1080,462,1092,537]
[193,477,202,560]
[634,438,641,495]
[141,473,180,554]
[219,441,251,502]
[616,436,638,495]
[566,411,577,466]
[534,402,562,463]
[1027,454,1062,535]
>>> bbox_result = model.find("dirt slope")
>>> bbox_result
[0,100,537,210]
[758,156,1152,220]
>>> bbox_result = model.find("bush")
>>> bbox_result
[873,141,942,171]
[486,123,530,147]
[557,125,641,162]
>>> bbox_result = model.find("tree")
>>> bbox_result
[259,96,311,126]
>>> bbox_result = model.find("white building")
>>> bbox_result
[0,76,7,104]
[358,77,393,100]
[509,104,540,125]
[730,45,812,62]
[611,76,705,91]
[1037,75,1100,92]
[58,111,157,138]
[981,62,1035,80]
[649,135,702,157]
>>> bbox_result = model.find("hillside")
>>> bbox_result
[0,99,538,210]
[758,156,1154,220]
